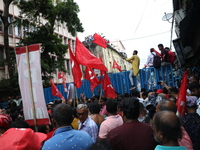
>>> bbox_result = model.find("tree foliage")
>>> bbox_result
[14,0,84,85]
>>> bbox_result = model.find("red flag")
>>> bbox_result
[176,71,188,118]
[69,40,82,88]
[50,78,64,99]
[85,67,99,91]
[113,60,122,72]
[151,48,162,57]
[92,33,107,48]
[103,73,116,98]
[99,54,106,84]
[58,72,63,79]
[75,37,108,71]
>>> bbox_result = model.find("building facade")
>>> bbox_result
[0,1,76,84]
[83,36,132,76]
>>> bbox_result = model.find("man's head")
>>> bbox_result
[150,48,155,53]
[152,111,182,144]
[158,44,164,50]
[133,50,138,55]
[168,87,178,97]
[76,104,88,123]
[52,103,73,127]
[189,75,199,83]
[188,82,200,97]
[156,100,177,113]
[99,97,107,106]
[106,99,118,114]
[119,98,140,121]
[130,90,139,98]
[89,103,101,114]
[164,47,170,51]
[186,96,198,112]
[142,92,148,100]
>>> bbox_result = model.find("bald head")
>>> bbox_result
[153,111,182,144]
[156,100,177,113]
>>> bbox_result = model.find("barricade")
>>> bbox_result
[43,65,175,104]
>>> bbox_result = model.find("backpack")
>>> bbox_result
[152,53,161,68]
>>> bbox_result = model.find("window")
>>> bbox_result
[0,47,4,67]
[64,37,67,45]
[23,25,29,37]
[8,16,13,35]
[14,18,22,37]
[66,59,70,74]
[0,13,3,31]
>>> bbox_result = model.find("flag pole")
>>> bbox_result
[25,46,38,132]
[99,87,102,103]
[74,86,78,107]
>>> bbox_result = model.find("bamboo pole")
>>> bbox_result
[25,46,38,132]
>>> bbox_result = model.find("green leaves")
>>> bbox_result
[14,0,84,84]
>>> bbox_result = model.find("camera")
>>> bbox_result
[157,81,162,85]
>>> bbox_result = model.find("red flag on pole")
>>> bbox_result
[113,60,122,72]
[69,40,82,88]
[58,72,63,79]
[103,73,116,98]
[50,78,64,99]
[151,48,162,57]
[92,33,107,48]
[85,67,99,91]
[176,71,188,118]
[75,37,108,71]
[99,54,106,84]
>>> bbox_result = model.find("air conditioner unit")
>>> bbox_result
[174,9,186,25]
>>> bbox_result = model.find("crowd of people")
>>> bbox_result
[0,73,200,150]
[0,43,199,150]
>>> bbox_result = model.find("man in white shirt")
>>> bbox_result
[144,48,156,68]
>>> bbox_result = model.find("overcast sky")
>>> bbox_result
[74,0,176,68]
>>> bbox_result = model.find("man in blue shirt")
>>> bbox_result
[77,104,98,142]
[42,103,93,150]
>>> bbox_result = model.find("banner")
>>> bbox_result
[15,44,50,126]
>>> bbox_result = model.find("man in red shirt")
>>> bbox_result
[165,47,176,66]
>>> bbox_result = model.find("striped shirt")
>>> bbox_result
[78,116,98,142]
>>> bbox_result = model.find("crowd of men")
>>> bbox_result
[0,44,199,149]
[0,73,200,150]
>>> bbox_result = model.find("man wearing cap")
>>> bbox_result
[42,103,94,150]
[180,96,200,150]
[123,50,140,90]
[155,89,166,104]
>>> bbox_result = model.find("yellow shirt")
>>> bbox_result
[126,55,140,76]
[71,118,79,130]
